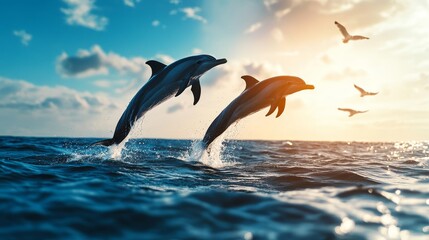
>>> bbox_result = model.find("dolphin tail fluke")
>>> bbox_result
[91,138,115,147]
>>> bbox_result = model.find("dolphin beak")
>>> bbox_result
[213,58,227,66]
[304,84,315,90]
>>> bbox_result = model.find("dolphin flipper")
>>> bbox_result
[175,79,190,97]
[266,102,277,116]
[176,64,200,97]
[191,80,201,105]
[276,97,286,118]
[146,60,166,77]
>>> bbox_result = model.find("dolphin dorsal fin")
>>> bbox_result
[146,60,166,77]
[241,75,259,91]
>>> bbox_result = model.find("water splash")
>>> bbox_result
[184,123,240,168]
[107,117,146,160]
[108,139,128,160]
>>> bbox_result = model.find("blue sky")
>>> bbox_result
[0,0,206,89]
[1,0,429,141]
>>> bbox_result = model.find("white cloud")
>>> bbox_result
[201,58,284,87]
[93,79,111,88]
[323,67,367,81]
[263,0,278,10]
[271,28,284,42]
[244,22,262,34]
[0,76,124,137]
[13,30,32,46]
[56,51,107,78]
[275,8,291,18]
[61,0,108,31]
[152,20,160,27]
[192,48,202,54]
[321,54,332,64]
[276,50,299,57]
[93,79,128,89]
[124,0,141,7]
[170,0,180,4]
[180,7,207,23]
[56,45,149,79]
[155,54,175,64]
[0,77,116,111]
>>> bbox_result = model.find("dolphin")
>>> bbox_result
[201,75,314,150]
[92,54,227,146]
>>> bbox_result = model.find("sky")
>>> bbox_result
[0,0,428,142]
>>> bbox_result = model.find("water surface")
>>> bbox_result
[0,136,428,239]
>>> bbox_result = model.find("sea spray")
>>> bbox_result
[107,117,146,160]
[184,123,240,168]
[108,139,129,160]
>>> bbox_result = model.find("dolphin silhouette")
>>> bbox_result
[93,54,227,146]
[201,75,314,150]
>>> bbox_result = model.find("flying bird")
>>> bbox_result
[354,84,378,97]
[338,108,368,117]
[335,21,369,43]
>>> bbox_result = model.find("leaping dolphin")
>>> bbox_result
[201,75,314,150]
[92,54,227,146]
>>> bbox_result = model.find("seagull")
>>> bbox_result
[354,84,378,97]
[335,21,369,43]
[338,108,368,117]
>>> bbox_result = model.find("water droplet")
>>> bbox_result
[377,202,389,214]
[400,230,410,240]
[244,231,253,240]
[381,214,397,226]
[387,225,400,238]
[335,217,355,235]
[395,189,401,195]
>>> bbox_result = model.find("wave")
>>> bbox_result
[0,137,428,239]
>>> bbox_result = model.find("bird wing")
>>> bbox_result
[354,84,366,94]
[335,21,350,38]
[358,110,369,114]
[351,35,369,40]
[368,92,379,96]
[338,108,353,113]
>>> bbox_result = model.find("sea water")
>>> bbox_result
[0,136,428,239]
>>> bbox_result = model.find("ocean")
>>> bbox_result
[0,136,428,239]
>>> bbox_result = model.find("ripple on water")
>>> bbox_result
[0,137,428,239]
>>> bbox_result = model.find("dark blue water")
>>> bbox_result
[0,136,428,239]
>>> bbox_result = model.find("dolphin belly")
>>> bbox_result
[201,96,270,149]
[92,82,179,146]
